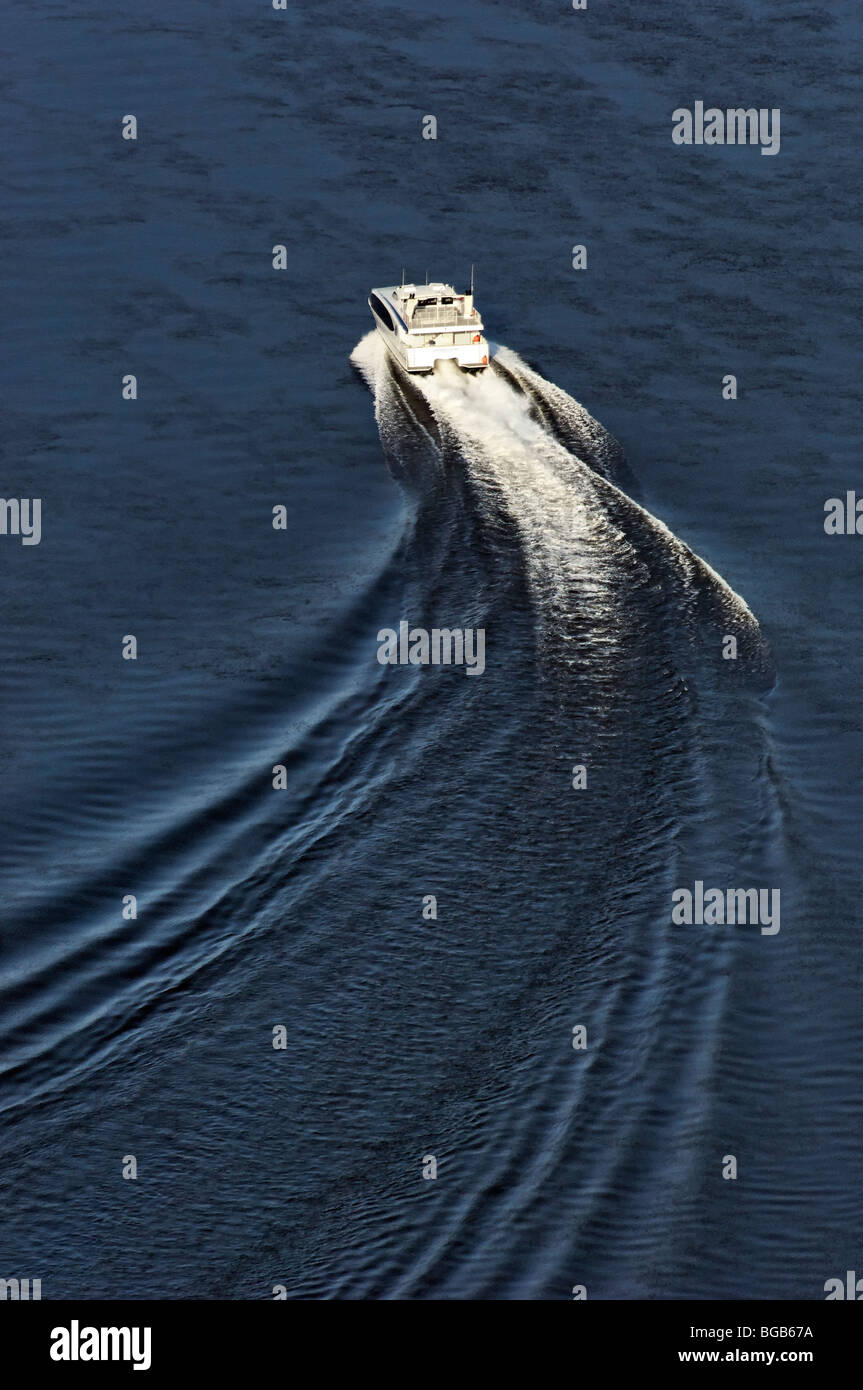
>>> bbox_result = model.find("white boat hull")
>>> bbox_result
[380,331,488,374]
[368,285,489,375]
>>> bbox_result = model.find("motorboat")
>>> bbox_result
[368,276,489,374]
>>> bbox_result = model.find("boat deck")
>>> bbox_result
[407,304,479,332]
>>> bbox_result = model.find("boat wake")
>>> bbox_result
[0,329,784,1301]
[327,330,785,1297]
[352,331,773,693]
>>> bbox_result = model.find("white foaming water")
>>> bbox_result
[351,331,764,658]
[353,333,626,648]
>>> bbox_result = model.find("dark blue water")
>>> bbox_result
[2,0,861,1299]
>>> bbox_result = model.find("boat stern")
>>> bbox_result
[404,339,489,374]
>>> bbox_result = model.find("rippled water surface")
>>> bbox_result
[2,0,861,1299]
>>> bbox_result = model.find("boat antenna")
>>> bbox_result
[401,267,405,287]
[425,268,428,285]
[470,262,475,295]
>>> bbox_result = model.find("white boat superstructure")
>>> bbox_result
[368,279,489,374]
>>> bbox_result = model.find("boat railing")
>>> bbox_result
[407,309,483,334]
